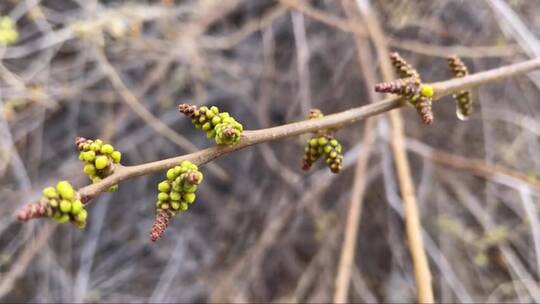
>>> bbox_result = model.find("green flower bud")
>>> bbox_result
[318,137,328,146]
[211,116,221,125]
[170,191,181,201]
[183,193,196,204]
[59,200,72,213]
[83,164,96,175]
[71,200,83,215]
[100,144,114,155]
[94,139,103,146]
[158,192,169,201]
[206,129,216,139]
[166,168,177,181]
[158,181,171,193]
[54,214,70,224]
[309,138,318,147]
[324,145,332,154]
[184,185,197,193]
[92,176,102,183]
[210,106,219,114]
[49,199,59,208]
[95,155,109,170]
[76,221,86,229]
[76,209,88,222]
[330,139,338,147]
[160,203,170,210]
[180,203,188,211]
[205,110,215,119]
[43,187,58,199]
[90,142,100,152]
[56,181,75,200]
[202,122,212,131]
[107,185,118,192]
[111,151,122,163]
[83,150,96,162]
[171,202,180,210]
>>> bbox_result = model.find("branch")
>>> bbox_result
[74,56,540,203]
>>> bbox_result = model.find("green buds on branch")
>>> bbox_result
[178,104,244,145]
[76,137,122,192]
[447,55,473,120]
[150,160,204,242]
[375,52,434,125]
[16,181,88,228]
[301,109,344,174]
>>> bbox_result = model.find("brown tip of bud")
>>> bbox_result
[184,171,202,184]
[178,103,198,118]
[75,137,88,150]
[150,210,173,242]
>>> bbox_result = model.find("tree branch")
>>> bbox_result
[27,56,540,204]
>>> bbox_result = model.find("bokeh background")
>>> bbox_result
[1,0,540,302]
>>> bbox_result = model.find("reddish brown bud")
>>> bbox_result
[16,199,52,221]
[178,104,198,118]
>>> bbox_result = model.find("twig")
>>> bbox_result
[52,55,540,203]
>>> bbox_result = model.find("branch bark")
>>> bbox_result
[72,56,540,202]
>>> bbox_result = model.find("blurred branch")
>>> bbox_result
[355,0,433,302]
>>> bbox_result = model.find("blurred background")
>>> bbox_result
[1,0,540,302]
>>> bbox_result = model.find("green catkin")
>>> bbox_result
[151,160,204,241]
[301,110,344,173]
[178,104,243,145]
[76,137,122,192]
[447,55,473,120]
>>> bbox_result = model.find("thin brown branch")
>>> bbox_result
[10,52,539,209]
[70,56,540,203]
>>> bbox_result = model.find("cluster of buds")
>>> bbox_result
[375,52,434,125]
[302,109,344,174]
[76,137,121,192]
[447,55,473,120]
[16,181,88,228]
[0,17,18,46]
[150,160,203,242]
[178,104,243,145]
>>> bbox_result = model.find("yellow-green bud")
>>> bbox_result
[210,106,219,114]
[56,181,75,200]
[83,164,96,175]
[43,187,58,199]
[95,155,109,170]
[100,144,114,154]
[111,151,122,163]
[170,191,181,201]
[90,142,100,152]
[55,214,70,224]
[166,168,176,180]
[76,209,88,222]
[71,200,83,215]
[330,139,338,147]
[59,200,72,213]
[202,122,212,131]
[158,181,171,193]
[171,202,180,210]
[158,192,169,201]
[420,84,434,97]
[180,203,188,211]
[211,116,221,125]
[183,193,196,204]
[83,150,96,162]
[318,137,328,146]
[49,199,59,208]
